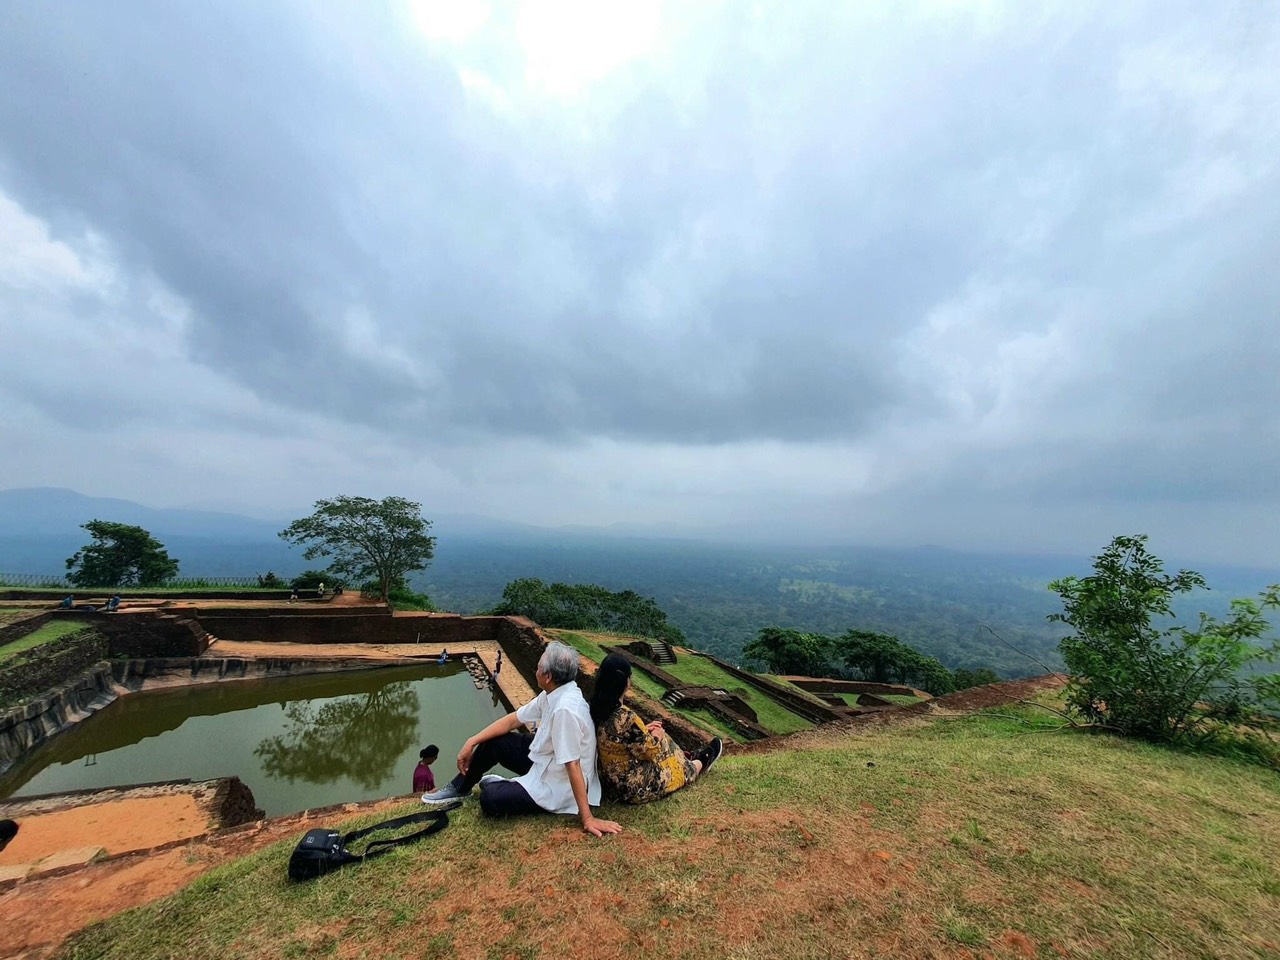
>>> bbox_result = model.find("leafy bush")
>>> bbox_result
[355,577,433,611]
[291,570,330,590]
[1050,535,1280,745]
[952,667,1001,690]
[386,583,436,612]
[257,571,286,589]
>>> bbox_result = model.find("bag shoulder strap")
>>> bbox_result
[341,803,460,860]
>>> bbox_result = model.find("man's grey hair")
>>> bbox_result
[539,641,579,686]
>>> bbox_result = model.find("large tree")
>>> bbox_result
[742,627,833,676]
[490,578,685,642]
[278,495,435,604]
[65,520,179,587]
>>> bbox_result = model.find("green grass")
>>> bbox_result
[57,701,1280,960]
[0,620,92,662]
[663,655,813,736]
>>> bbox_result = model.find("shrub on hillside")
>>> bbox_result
[357,577,435,611]
[489,578,684,643]
[1050,535,1280,747]
[290,570,330,590]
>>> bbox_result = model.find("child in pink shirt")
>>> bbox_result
[413,745,438,794]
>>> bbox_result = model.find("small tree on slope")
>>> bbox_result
[1050,534,1280,744]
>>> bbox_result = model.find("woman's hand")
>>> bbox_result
[646,721,664,735]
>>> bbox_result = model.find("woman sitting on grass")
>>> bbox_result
[589,653,723,804]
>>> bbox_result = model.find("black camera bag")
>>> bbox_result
[287,804,458,882]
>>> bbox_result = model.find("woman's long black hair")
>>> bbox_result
[590,653,632,726]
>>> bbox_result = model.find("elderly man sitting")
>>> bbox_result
[421,641,622,837]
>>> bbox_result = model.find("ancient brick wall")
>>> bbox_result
[97,614,210,658]
[210,776,265,826]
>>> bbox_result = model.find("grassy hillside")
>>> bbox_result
[60,696,1280,960]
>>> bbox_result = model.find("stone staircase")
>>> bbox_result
[646,641,676,665]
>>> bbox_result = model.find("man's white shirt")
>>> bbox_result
[513,682,601,815]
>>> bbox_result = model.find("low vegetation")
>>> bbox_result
[59,698,1280,960]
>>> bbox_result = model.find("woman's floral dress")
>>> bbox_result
[597,705,699,804]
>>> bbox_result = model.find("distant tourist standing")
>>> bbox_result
[413,745,439,794]
[438,648,449,665]
[494,650,503,677]
[318,582,326,598]
[590,653,722,805]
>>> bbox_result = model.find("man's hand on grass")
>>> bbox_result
[582,815,623,837]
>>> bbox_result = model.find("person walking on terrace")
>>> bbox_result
[421,642,621,837]
[590,653,723,805]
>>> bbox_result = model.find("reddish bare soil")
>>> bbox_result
[1,795,210,864]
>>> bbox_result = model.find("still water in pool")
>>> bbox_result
[0,664,511,816]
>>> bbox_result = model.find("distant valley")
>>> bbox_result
[3,487,1276,676]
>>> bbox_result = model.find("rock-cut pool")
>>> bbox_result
[0,663,512,816]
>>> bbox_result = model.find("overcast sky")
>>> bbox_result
[1,1,1277,566]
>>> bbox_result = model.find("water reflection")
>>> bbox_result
[0,665,510,816]
[254,683,418,789]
